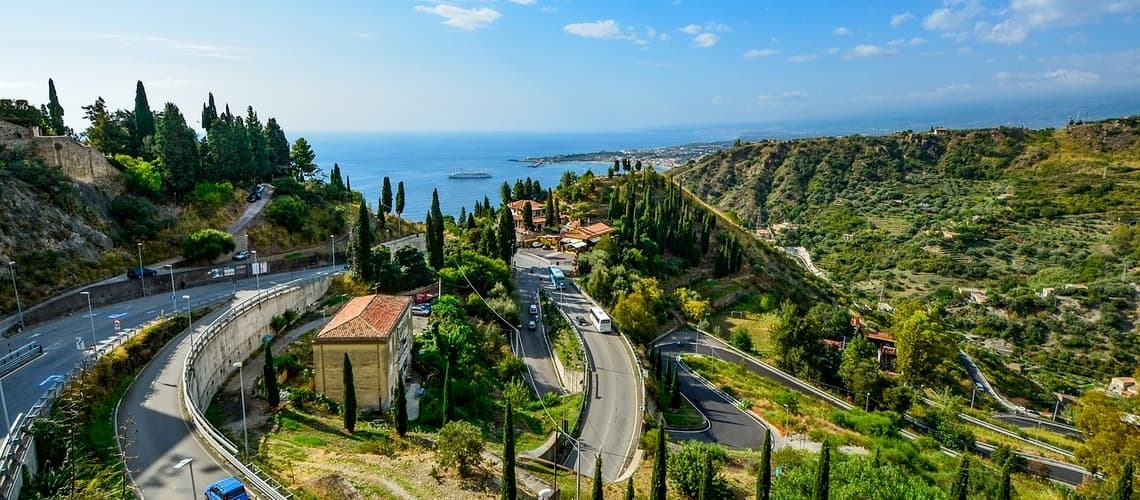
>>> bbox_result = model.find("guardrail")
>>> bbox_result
[0,343,43,378]
[181,273,334,500]
[0,295,230,499]
[920,397,1076,459]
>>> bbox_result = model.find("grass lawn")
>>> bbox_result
[516,393,584,452]
[709,311,780,360]
[662,396,706,429]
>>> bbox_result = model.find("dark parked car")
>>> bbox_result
[247,192,261,202]
[127,267,157,279]
[232,250,251,261]
[577,316,588,326]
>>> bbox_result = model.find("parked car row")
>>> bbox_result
[126,267,157,279]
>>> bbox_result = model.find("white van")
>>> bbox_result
[529,303,538,316]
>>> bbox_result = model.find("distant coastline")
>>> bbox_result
[513,141,733,170]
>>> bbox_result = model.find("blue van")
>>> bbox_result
[205,476,249,500]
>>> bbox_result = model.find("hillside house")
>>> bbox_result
[313,294,412,410]
[508,199,546,230]
[1109,377,1138,398]
[560,220,616,253]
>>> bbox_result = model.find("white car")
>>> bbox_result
[527,320,537,331]
[529,304,538,316]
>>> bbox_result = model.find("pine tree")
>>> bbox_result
[45,78,69,136]
[428,189,445,270]
[502,398,517,500]
[355,201,374,282]
[290,137,318,181]
[652,417,667,500]
[343,353,357,433]
[813,439,830,500]
[1114,460,1133,500]
[132,81,154,156]
[996,459,1012,500]
[592,454,604,500]
[396,376,408,437]
[381,176,393,217]
[757,429,771,500]
[950,456,969,500]
[263,343,280,407]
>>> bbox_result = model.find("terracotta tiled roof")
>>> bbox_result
[866,331,896,344]
[315,295,410,342]
[508,199,543,211]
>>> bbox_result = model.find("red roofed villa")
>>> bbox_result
[312,294,412,410]
[508,199,546,229]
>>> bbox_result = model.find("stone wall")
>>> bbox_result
[0,120,121,193]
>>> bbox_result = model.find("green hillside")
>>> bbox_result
[673,117,1140,407]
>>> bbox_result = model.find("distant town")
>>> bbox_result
[516,140,733,170]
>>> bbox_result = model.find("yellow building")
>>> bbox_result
[312,294,412,410]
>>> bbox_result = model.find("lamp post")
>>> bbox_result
[1052,398,1061,422]
[865,392,871,412]
[0,373,10,434]
[251,250,261,300]
[164,264,177,307]
[233,361,249,461]
[970,388,977,410]
[136,242,145,296]
[330,234,335,272]
[782,403,790,439]
[6,261,24,332]
[183,295,193,346]
[80,291,97,348]
[173,457,196,498]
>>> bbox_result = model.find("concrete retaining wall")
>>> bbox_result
[187,278,331,407]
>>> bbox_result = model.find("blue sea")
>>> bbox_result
[303,91,1139,222]
[304,129,734,221]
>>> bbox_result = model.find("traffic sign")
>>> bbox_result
[171,294,176,302]
[114,319,121,331]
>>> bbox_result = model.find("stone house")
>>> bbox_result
[312,294,412,410]
[1109,377,1138,398]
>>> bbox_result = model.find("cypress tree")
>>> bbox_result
[395,181,406,235]
[500,181,512,205]
[502,398,517,500]
[45,78,68,136]
[381,176,393,217]
[153,103,200,197]
[442,359,452,423]
[355,201,374,281]
[202,92,218,131]
[592,454,603,500]
[625,477,634,500]
[871,447,881,467]
[652,417,667,500]
[429,189,445,270]
[545,192,555,228]
[265,117,290,167]
[698,453,713,500]
[813,439,830,500]
[497,204,515,263]
[263,343,279,407]
[757,429,771,500]
[950,456,969,500]
[1114,460,1133,500]
[665,366,674,410]
[246,106,270,181]
[997,459,1012,500]
[396,376,408,437]
[522,202,534,231]
[330,163,346,193]
[132,80,154,155]
[343,353,357,433]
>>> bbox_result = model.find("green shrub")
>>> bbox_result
[267,195,307,232]
[188,181,234,216]
[115,154,163,196]
[180,228,235,261]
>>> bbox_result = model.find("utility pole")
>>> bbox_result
[6,261,24,332]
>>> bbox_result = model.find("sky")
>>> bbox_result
[2,0,1139,133]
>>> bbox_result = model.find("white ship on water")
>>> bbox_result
[448,170,491,179]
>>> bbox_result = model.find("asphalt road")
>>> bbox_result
[1,269,328,437]
[994,414,1084,439]
[511,252,565,397]
[655,340,766,450]
[539,269,639,482]
[668,329,1090,487]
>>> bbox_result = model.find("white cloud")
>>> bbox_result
[827,47,841,55]
[1066,31,1088,44]
[757,91,809,103]
[1045,68,1101,84]
[923,0,985,32]
[975,19,1028,44]
[349,32,372,39]
[787,53,819,63]
[887,37,927,47]
[744,48,781,58]
[692,33,719,48]
[646,26,669,41]
[563,19,626,39]
[833,26,852,35]
[415,4,502,31]
[506,0,536,4]
[680,24,702,35]
[891,12,915,26]
[845,44,898,59]
[703,22,731,32]
[1011,0,1140,28]
[908,83,974,98]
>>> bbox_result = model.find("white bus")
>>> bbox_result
[589,307,612,333]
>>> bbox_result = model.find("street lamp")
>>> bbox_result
[970,388,977,410]
[173,457,196,498]
[0,372,10,434]
[164,264,177,307]
[6,261,24,332]
[80,291,97,348]
[330,234,335,272]
[136,242,145,296]
[251,250,261,300]
[183,295,193,346]
[233,361,249,461]
[865,392,871,412]
[782,404,790,439]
